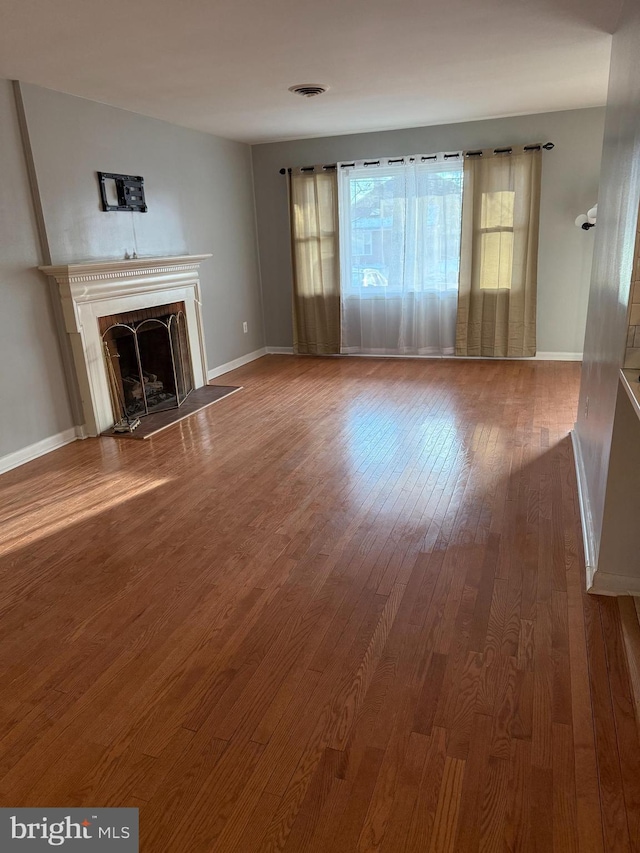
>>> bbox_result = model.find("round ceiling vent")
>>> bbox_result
[288,84,328,98]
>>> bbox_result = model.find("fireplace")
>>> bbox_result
[39,255,211,436]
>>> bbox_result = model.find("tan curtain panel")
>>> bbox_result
[456,147,542,357]
[289,169,341,355]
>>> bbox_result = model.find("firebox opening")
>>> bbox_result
[100,302,194,423]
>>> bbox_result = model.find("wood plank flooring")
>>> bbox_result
[1,355,639,851]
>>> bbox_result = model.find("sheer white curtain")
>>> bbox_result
[338,155,463,355]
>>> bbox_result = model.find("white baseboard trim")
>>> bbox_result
[262,348,582,361]
[535,352,583,361]
[571,428,598,592]
[587,570,640,597]
[0,427,79,476]
[207,347,267,380]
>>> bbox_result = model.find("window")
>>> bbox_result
[338,157,464,356]
[479,190,514,290]
[339,162,464,296]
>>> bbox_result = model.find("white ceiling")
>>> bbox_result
[0,0,621,144]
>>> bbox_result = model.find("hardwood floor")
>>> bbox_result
[1,355,639,851]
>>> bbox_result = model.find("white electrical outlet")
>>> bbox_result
[243,322,248,334]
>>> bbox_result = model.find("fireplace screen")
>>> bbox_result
[100,302,194,422]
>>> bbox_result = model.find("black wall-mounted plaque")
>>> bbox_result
[98,172,147,212]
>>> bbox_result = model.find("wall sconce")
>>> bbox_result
[575,204,597,230]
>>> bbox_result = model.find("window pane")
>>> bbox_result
[479,231,513,289]
[481,191,515,229]
[349,174,395,290]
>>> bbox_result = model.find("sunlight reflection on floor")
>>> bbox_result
[0,473,171,558]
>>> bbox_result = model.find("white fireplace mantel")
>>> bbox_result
[39,254,212,437]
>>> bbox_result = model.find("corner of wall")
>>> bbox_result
[12,79,85,428]
[248,147,268,350]
[570,427,598,589]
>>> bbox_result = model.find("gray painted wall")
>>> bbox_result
[0,79,74,457]
[575,0,640,569]
[19,83,265,376]
[252,108,605,353]
[596,380,640,585]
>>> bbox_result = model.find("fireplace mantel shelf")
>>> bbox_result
[39,254,212,280]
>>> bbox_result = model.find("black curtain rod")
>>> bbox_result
[278,142,554,174]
